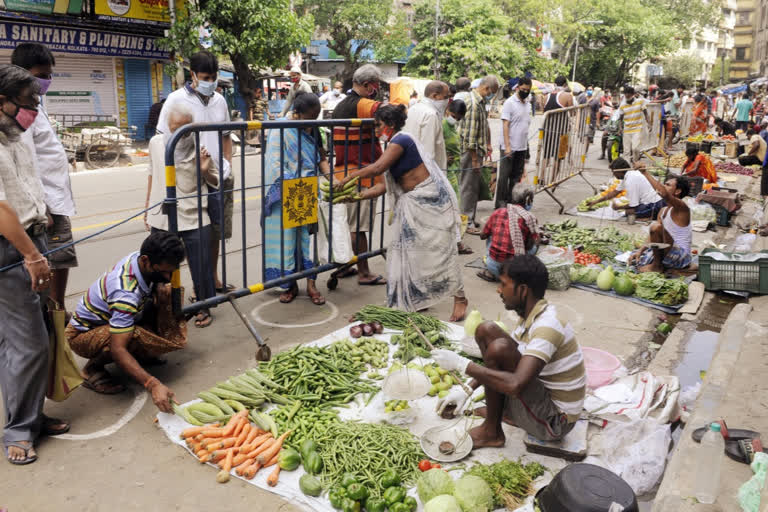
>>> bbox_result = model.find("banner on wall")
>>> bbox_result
[94,0,185,26]
[2,0,83,14]
[0,21,169,59]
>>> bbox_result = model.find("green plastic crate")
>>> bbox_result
[698,249,768,294]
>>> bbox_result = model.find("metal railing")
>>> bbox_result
[163,118,387,317]
[533,104,596,213]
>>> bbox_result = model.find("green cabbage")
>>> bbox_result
[612,274,636,296]
[596,266,615,290]
[464,310,484,338]
[425,495,462,512]
[417,468,455,504]
[453,474,494,512]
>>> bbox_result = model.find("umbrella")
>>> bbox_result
[569,81,585,94]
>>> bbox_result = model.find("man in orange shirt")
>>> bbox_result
[331,64,387,285]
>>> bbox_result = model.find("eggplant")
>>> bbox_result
[361,323,374,336]
[349,325,363,338]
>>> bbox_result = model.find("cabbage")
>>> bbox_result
[425,495,462,512]
[596,265,614,291]
[612,274,636,296]
[417,468,455,504]
[453,474,494,512]
[464,310,484,337]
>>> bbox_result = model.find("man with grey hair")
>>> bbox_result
[477,183,539,282]
[0,63,70,465]
[280,66,313,117]
[144,102,218,327]
[331,64,388,285]
[459,75,499,234]
[404,80,450,170]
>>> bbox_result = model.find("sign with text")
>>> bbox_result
[94,0,185,26]
[0,21,169,59]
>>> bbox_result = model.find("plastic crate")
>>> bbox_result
[688,176,704,196]
[698,249,768,294]
[712,204,731,226]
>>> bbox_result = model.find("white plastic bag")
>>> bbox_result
[584,419,672,495]
[685,197,717,224]
[317,201,354,264]
[537,246,575,291]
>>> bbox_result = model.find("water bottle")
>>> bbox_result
[695,422,724,504]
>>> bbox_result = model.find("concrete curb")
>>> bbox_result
[652,302,752,511]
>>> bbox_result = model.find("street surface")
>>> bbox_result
[0,117,758,511]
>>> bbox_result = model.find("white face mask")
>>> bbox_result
[446,116,457,126]
[194,73,217,97]
[426,97,449,115]
[333,89,341,96]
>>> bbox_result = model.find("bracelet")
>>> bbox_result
[24,256,46,265]
[143,376,158,390]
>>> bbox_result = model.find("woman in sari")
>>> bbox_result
[263,92,330,305]
[336,104,468,321]
[682,146,718,183]
[689,94,708,136]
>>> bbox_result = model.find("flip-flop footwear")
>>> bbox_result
[216,284,236,293]
[5,442,37,466]
[41,415,70,436]
[194,311,213,328]
[279,285,299,304]
[476,270,499,283]
[309,293,326,306]
[359,275,386,286]
[458,244,474,255]
[81,370,125,395]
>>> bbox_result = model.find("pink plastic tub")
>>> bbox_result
[582,347,621,389]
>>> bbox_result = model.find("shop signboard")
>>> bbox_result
[93,0,185,26]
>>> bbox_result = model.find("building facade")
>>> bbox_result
[0,0,178,139]
[754,0,768,75]
[732,0,758,80]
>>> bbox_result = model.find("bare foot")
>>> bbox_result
[472,407,517,426]
[450,298,468,322]
[470,423,506,449]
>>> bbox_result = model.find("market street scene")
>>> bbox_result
[3,0,768,511]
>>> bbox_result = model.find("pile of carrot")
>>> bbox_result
[180,409,291,486]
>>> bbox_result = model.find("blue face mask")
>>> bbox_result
[194,73,217,97]
[525,203,533,211]
[484,94,494,103]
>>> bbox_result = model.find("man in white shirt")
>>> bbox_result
[587,157,664,223]
[498,77,532,207]
[13,43,77,310]
[157,51,233,292]
[403,80,450,170]
[319,81,346,111]
[280,67,313,117]
[145,102,218,327]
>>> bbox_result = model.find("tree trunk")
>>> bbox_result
[231,52,259,111]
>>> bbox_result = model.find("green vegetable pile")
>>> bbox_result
[577,194,609,212]
[633,272,689,305]
[332,337,390,369]
[315,421,424,499]
[465,459,547,509]
[569,264,601,284]
[270,405,340,451]
[391,327,452,363]
[354,305,446,333]
[543,220,644,260]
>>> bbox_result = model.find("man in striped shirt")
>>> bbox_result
[620,86,651,162]
[66,232,188,412]
[432,254,585,444]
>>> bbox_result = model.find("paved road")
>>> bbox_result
[2,118,690,511]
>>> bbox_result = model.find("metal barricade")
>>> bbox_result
[162,118,387,318]
[678,101,693,139]
[533,104,596,213]
[642,103,665,155]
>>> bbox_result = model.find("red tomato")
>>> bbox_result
[419,460,433,472]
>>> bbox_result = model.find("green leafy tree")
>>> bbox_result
[159,0,313,105]
[296,0,410,82]
[662,54,707,88]
[710,57,730,85]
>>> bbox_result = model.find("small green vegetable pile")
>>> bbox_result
[544,220,644,260]
[465,459,547,509]
[390,327,452,363]
[333,337,390,369]
[577,194,609,212]
[315,421,424,499]
[354,305,446,333]
[633,272,689,306]
[321,177,361,203]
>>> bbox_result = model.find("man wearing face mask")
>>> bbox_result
[12,43,78,313]
[432,255,585,446]
[498,77,533,208]
[0,64,72,465]
[458,75,499,235]
[66,232,189,412]
[157,51,233,293]
[319,81,346,111]
[403,80,450,171]
[280,67,313,118]
[145,103,218,328]
[331,64,388,286]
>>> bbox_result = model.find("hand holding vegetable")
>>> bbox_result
[430,349,471,374]
[436,387,470,416]
[149,380,176,413]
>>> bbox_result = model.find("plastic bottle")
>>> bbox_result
[695,422,725,504]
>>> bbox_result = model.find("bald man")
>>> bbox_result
[403,80,451,170]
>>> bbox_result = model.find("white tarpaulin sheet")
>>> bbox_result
[156,323,561,511]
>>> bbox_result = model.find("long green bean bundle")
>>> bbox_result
[354,305,447,332]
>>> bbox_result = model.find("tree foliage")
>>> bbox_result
[405,0,564,82]
[710,57,730,86]
[662,54,706,88]
[158,0,313,104]
[296,0,410,82]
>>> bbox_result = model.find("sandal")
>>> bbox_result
[476,270,499,283]
[81,370,125,395]
[279,285,299,304]
[5,441,37,465]
[466,227,482,236]
[216,283,236,293]
[41,415,70,437]
[194,310,213,328]
[458,243,474,255]
[308,292,326,306]
[359,275,387,286]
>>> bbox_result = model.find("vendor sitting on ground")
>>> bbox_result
[587,157,664,222]
[66,232,188,412]
[714,117,736,137]
[476,184,539,283]
[432,255,586,445]
[682,146,718,183]
[628,167,692,273]
[738,129,767,167]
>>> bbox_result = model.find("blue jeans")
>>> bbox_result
[485,240,537,277]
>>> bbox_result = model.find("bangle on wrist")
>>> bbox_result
[24,256,46,265]
[143,376,158,390]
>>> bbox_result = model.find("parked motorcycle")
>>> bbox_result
[603,108,623,163]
